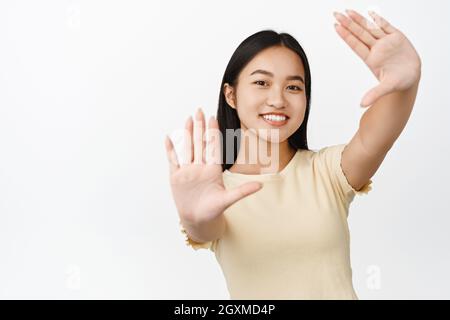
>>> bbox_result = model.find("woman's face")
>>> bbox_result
[224,45,307,144]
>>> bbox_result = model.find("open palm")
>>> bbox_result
[164,109,263,225]
[334,9,421,107]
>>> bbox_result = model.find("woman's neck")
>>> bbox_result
[228,136,297,175]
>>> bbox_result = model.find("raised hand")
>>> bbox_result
[164,108,263,225]
[333,9,422,107]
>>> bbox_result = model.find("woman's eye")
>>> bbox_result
[254,81,302,91]
[254,80,267,86]
[288,85,303,91]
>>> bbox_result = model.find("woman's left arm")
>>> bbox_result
[333,9,422,191]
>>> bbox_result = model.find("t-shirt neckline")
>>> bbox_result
[223,149,303,181]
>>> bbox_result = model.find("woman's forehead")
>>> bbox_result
[242,47,305,77]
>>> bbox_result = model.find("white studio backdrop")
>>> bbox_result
[0,0,449,299]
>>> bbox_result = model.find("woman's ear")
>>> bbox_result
[223,83,236,109]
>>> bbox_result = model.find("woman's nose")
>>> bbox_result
[266,87,286,109]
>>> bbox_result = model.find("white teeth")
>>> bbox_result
[262,114,286,121]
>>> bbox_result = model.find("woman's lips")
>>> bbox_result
[260,115,288,127]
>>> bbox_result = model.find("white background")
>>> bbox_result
[0,0,449,299]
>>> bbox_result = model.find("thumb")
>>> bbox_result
[222,181,263,209]
[360,82,392,108]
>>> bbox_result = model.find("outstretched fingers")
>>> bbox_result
[334,11,376,48]
[164,135,180,174]
[334,21,370,61]
[193,108,206,164]
[360,82,394,107]
[206,116,223,166]
[345,9,387,39]
[222,181,263,209]
[368,11,398,34]
[183,115,194,165]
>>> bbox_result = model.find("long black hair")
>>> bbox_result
[217,29,312,171]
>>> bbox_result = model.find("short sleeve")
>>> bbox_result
[179,220,216,252]
[316,143,373,202]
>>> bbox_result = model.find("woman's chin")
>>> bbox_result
[255,134,288,145]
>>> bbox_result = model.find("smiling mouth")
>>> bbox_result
[260,114,289,127]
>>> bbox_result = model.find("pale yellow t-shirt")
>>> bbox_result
[179,143,373,300]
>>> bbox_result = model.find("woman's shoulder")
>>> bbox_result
[303,144,347,160]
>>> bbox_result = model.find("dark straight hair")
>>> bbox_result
[216,29,312,171]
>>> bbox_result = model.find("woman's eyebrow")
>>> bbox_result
[249,69,304,83]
